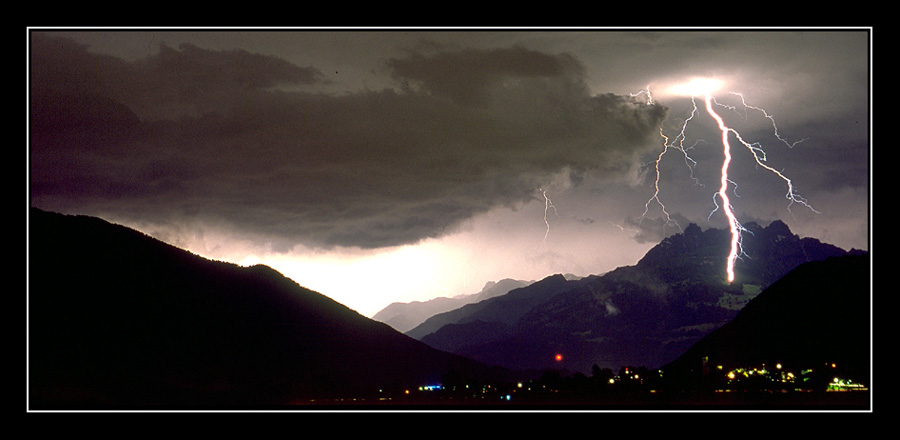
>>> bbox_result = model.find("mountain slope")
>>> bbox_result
[28,208,511,407]
[406,273,591,340]
[412,221,858,373]
[372,278,531,333]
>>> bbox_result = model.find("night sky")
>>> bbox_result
[28,28,870,316]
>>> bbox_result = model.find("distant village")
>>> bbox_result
[304,359,868,406]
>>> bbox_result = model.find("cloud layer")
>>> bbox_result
[30,34,668,250]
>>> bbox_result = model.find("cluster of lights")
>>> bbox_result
[828,378,867,392]
[604,367,658,385]
[405,362,866,402]
[719,362,866,392]
[725,363,794,383]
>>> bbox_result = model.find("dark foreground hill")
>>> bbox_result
[28,208,513,408]
[663,253,871,388]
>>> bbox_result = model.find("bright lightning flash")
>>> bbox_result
[704,94,743,283]
[637,78,817,283]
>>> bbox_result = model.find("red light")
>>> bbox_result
[555,354,563,362]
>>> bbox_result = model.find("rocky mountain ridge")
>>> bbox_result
[413,220,859,373]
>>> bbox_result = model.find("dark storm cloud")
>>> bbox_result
[30,33,669,250]
[386,45,584,106]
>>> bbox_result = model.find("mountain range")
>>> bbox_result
[402,221,863,374]
[27,208,870,408]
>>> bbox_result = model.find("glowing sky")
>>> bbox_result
[29,28,871,317]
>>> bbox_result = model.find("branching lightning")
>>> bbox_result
[630,86,654,105]
[729,92,809,149]
[641,127,680,231]
[635,79,817,283]
[640,96,703,233]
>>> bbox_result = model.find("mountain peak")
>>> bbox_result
[763,219,792,235]
[481,280,497,291]
[634,218,846,286]
[684,222,702,237]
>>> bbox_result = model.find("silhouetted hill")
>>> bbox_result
[372,278,531,333]
[28,208,513,407]
[411,221,858,374]
[662,253,870,388]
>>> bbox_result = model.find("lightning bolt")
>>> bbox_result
[705,94,743,282]
[635,81,817,283]
[541,187,559,244]
[730,92,809,149]
[706,94,820,215]
[640,97,702,232]
[641,127,680,231]
[630,86,654,104]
